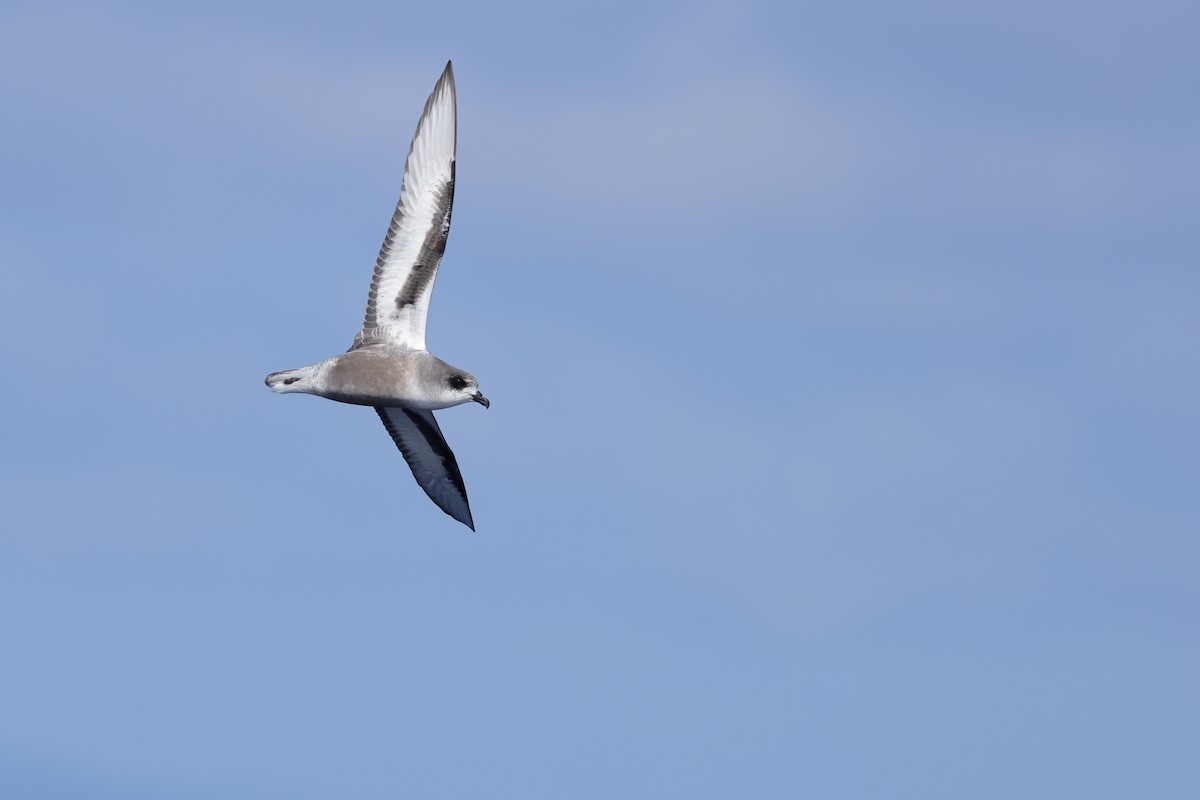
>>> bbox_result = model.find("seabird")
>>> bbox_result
[265,61,487,530]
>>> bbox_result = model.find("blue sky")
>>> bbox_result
[1,1,1197,797]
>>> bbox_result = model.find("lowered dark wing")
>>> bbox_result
[375,406,474,530]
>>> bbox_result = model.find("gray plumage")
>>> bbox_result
[264,61,488,531]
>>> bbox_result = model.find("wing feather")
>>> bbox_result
[356,62,457,350]
[375,406,475,530]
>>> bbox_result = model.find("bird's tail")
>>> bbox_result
[264,367,312,394]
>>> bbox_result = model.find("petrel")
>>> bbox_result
[266,61,487,530]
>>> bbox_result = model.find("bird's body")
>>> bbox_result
[265,61,487,530]
[266,346,477,411]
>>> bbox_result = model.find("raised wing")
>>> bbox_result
[375,406,474,530]
[356,61,457,351]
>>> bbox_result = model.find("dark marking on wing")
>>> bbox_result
[394,162,456,313]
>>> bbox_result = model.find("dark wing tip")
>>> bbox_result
[438,489,476,531]
[439,482,475,531]
[441,501,475,531]
[447,489,475,532]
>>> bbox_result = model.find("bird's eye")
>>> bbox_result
[448,375,468,391]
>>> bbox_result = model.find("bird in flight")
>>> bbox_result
[266,61,487,530]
